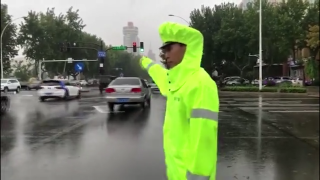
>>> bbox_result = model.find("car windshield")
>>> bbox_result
[273,77,280,80]
[1,80,7,83]
[111,78,140,86]
[282,77,290,80]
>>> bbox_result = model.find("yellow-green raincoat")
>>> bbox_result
[141,22,219,180]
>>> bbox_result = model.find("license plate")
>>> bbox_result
[117,98,129,103]
[45,93,52,95]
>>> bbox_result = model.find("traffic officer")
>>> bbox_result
[140,22,219,180]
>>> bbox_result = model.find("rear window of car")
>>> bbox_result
[282,77,290,80]
[42,80,61,86]
[111,78,140,86]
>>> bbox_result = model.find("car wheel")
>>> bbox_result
[76,90,81,99]
[4,87,8,93]
[39,97,46,102]
[1,98,9,114]
[16,87,20,93]
[140,98,148,109]
[108,103,114,112]
[147,97,151,107]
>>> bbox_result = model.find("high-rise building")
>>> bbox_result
[147,49,156,61]
[123,22,139,54]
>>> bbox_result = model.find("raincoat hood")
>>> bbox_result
[159,22,203,92]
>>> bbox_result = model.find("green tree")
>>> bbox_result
[306,25,319,56]
[12,60,32,81]
[275,0,309,60]
[17,7,85,77]
[1,4,18,76]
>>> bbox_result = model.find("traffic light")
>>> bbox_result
[140,42,144,52]
[133,42,137,52]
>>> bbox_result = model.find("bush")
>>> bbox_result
[221,86,307,93]
[279,87,307,93]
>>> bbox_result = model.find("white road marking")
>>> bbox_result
[269,110,319,113]
[92,105,124,113]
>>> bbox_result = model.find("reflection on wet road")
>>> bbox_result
[1,91,319,180]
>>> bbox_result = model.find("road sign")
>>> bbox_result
[74,62,84,72]
[67,58,73,63]
[112,46,127,50]
[98,51,106,57]
[119,73,124,77]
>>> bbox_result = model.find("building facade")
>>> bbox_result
[123,22,139,54]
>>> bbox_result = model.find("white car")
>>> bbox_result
[291,77,304,86]
[37,79,81,102]
[1,78,21,93]
[79,80,88,86]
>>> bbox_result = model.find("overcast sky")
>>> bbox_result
[3,0,240,57]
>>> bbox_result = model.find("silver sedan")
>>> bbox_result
[105,77,151,111]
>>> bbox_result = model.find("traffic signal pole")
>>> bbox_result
[99,40,105,75]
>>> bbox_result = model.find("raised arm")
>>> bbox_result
[140,56,168,96]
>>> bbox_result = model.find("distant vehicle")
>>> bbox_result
[79,80,88,86]
[1,95,10,114]
[105,77,151,111]
[263,77,276,86]
[251,79,259,85]
[37,79,81,102]
[225,78,249,86]
[1,78,21,93]
[273,76,291,84]
[223,76,241,84]
[291,77,312,86]
[149,82,160,93]
[26,80,41,90]
[99,75,117,94]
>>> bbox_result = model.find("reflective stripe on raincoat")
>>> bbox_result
[141,22,219,180]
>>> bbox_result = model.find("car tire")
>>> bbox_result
[140,98,147,109]
[39,97,46,102]
[1,97,10,114]
[147,98,151,107]
[108,103,114,112]
[3,87,8,93]
[16,87,20,93]
[76,90,81,99]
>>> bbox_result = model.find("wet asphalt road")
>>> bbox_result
[1,90,319,180]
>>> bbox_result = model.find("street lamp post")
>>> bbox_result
[1,16,24,79]
[258,0,263,90]
[168,14,190,24]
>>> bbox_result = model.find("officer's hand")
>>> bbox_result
[139,56,152,69]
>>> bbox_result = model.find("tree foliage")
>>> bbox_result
[306,25,319,51]
[12,60,33,81]
[17,7,146,79]
[1,4,18,76]
[189,0,319,78]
